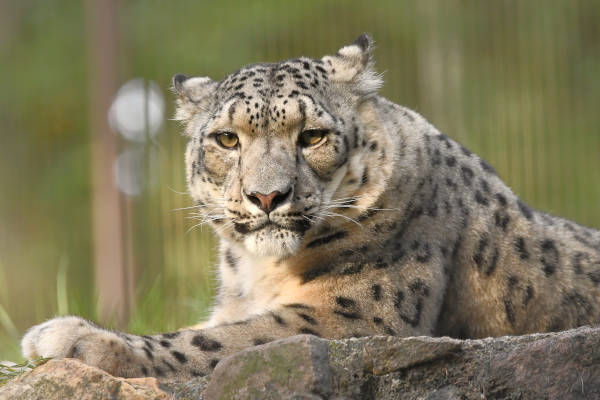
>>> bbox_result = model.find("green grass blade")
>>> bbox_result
[56,255,69,316]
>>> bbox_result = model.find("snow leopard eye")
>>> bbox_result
[215,132,239,149]
[299,129,327,147]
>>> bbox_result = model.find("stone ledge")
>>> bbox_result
[2,326,599,399]
[0,358,170,400]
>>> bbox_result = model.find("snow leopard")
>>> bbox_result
[21,34,600,379]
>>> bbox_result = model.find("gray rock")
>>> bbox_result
[2,327,599,399]
[202,327,600,399]
[204,335,334,400]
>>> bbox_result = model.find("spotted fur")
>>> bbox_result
[22,34,600,379]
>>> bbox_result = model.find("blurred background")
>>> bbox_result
[1,0,599,361]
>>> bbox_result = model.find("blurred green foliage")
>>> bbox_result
[1,0,599,361]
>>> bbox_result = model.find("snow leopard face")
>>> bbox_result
[174,35,383,258]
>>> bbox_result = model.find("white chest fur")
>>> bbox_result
[207,244,303,326]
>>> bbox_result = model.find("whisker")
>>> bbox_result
[187,208,225,216]
[308,214,327,223]
[322,205,399,212]
[185,222,205,235]
[187,217,226,222]
[168,186,189,195]
[327,195,364,202]
[318,211,363,227]
[329,195,363,201]
[172,203,225,212]
[215,221,235,234]
[302,215,318,224]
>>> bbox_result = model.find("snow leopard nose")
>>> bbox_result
[246,189,291,214]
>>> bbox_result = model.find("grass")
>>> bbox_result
[0,258,22,363]
[0,358,49,387]
[0,252,216,363]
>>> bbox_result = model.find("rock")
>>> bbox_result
[204,335,334,400]
[2,327,599,399]
[0,358,169,400]
[198,327,600,399]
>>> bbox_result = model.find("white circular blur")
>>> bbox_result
[108,79,165,142]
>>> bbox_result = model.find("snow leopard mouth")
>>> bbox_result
[233,218,311,235]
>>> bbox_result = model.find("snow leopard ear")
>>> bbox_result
[172,74,216,102]
[172,74,217,127]
[322,33,383,98]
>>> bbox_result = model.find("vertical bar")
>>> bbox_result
[86,0,128,327]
